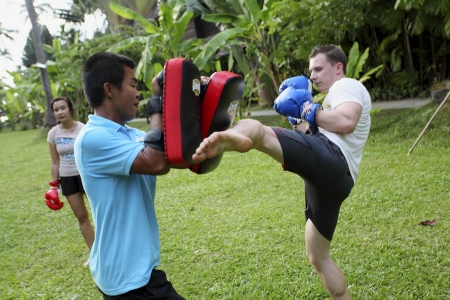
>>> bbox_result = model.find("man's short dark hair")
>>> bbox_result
[82,52,136,108]
[309,45,348,75]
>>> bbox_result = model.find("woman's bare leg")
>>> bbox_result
[66,192,95,266]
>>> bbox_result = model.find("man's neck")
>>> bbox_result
[94,107,125,126]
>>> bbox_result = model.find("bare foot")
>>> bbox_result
[192,130,253,163]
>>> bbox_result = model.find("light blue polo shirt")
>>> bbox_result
[74,115,160,296]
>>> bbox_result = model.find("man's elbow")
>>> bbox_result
[154,161,171,175]
[341,120,358,134]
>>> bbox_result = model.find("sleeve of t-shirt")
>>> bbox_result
[79,128,144,177]
[47,126,56,144]
[326,79,364,109]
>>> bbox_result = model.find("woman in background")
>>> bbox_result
[47,97,94,266]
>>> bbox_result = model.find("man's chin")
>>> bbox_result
[124,115,136,123]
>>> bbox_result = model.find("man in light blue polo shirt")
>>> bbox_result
[75,52,184,299]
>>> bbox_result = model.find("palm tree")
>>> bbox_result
[24,0,56,128]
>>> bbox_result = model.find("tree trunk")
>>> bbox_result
[24,0,56,128]
[248,58,273,107]
[430,35,438,80]
[255,74,272,107]
[440,53,447,82]
[402,15,415,84]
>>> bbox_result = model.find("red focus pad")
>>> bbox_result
[163,58,202,167]
[190,71,245,174]
[45,188,64,210]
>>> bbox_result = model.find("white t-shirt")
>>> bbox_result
[47,121,84,177]
[319,78,371,181]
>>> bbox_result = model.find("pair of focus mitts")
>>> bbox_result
[145,58,245,174]
[44,180,64,210]
[273,76,322,127]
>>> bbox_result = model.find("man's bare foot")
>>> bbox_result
[192,130,252,163]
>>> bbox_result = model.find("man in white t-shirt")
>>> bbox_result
[192,44,371,300]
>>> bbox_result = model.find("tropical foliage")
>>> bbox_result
[107,0,244,93]
[1,0,449,130]
[346,42,384,83]
[199,0,282,107]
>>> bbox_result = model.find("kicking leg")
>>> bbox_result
[305,219,350,300]
[192,119,283,163]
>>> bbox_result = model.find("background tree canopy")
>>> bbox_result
[0,0,449,130]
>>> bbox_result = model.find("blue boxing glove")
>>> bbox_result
[279,76,313,94]
[274,86,322,127]
[288,116,302,125]
[273,86,313,118]
[299,101,323,127]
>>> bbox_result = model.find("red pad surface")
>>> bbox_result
[163,58,202,167]
[190,71,245,174]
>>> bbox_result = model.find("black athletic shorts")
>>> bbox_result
[271,127,354,241]
[99,269,185,300]
[60,175,84,196]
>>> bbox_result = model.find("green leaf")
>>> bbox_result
[52,39,61,53]
[353,47,370,79]
[193,28,246,70]
[46,61,58,75]
[159,2,174,33]
[107,36,149,53]
[359,64,384,83]
[227,52,234,71]
[203,13,248,27]
[42,44,54,54]
[244,0,261,22]
[109,2,158,34]
[259,0,277,23]
[135,36,158,85]
[141,48,154,91]
[231,44,251,75]
[215,60,222,72]
[347,41,360,79]
[50,81,56,98]
[172,10,194,45]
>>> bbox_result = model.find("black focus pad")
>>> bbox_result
[144,129,165,152]
[190,71,245,174]
[163,58,202,167]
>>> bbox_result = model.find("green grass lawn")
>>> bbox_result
[1,103,449,299]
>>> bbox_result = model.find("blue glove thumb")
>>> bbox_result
[273,87,313,118]
[279,76,312,94]
[288,116,302,125]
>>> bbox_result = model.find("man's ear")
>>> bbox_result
[103,82,113,98]
[336,62,344,75]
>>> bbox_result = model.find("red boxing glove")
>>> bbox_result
[49,180,60,188]
[45,180,64,210]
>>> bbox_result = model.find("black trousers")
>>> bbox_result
[99,269,185,300]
